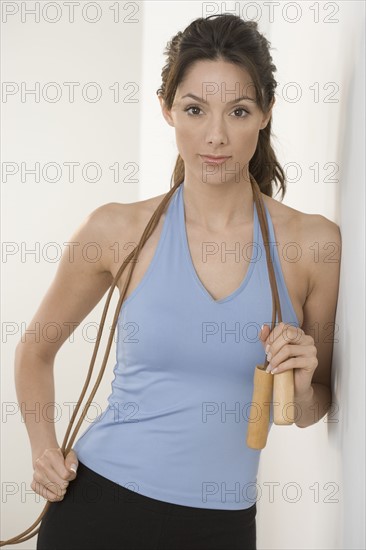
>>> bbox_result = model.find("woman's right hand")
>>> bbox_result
[31,447,79,502]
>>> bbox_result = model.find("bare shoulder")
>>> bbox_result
[262,193,341,294]
[86,193,168,271]
[261,192,341,244]
[91,193,168,232]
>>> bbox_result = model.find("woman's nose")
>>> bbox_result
[205,125,227,145]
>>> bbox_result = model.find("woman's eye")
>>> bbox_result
[232,108,249,118]
[183,106,249,117]
[184,105,201,116]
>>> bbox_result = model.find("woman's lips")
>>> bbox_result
[200,155,231,165]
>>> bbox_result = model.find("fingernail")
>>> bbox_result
[70,463,78,473]
[265,344,270,354]
[266,364,272,373]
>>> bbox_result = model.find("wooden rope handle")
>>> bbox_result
[247,175,295,451]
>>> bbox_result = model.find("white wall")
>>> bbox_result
[1,2,143,548]
[335,7,365,548]
[256,3,365,549]
[1,1,365,549]
[138,2,365,549]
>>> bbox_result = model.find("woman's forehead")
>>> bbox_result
[176,61,256,101]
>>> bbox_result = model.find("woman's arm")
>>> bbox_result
[294,215,342,427]
[15,346,61,468]
[14,203,122,465]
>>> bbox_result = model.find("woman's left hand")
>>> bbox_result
[260,322,318,399]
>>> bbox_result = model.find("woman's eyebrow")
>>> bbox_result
[180,93,256,104]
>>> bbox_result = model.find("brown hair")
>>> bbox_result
[157,13,286,199]
[1,13,286,546]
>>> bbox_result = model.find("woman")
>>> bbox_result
[11,13,340,550]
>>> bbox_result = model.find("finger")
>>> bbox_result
[269,355,316,375]
[260,324,271,344]
[266,324,304,356]
[263,322,286,347]
[35,460,69,494]
[63,455,79,480]
[44,482,67,500]
[32,476,66,501]
[46,464,70,493]
[282,325,304,344]
[34,469,67,498]
[267,344,309,372]
[38,450,73,485]
[53,460,76,483]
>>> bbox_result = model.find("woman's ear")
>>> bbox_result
[158,95,175,127]
[260,96,275,130]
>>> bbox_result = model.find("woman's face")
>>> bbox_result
[159,58,274,187]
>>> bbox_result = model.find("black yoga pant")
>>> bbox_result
[36,460,257,550]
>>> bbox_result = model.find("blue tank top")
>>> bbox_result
[73,182,300,510]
